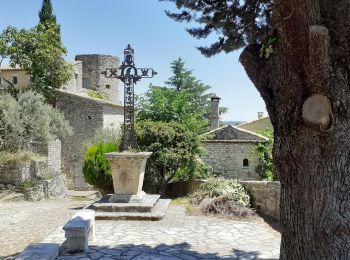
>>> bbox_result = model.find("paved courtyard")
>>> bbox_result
[0,195,90,258]
[44,205,281,259]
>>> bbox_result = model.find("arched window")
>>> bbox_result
[243,159,249,167]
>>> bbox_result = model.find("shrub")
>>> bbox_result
[136,120,202,195]
[199,196,256,219]
[83,142,117,195]
[189,177,254,218]
[190,177,251,207]
[88,90,106,100]
[0,91,72,152]
[0,151,43,165]
[255,128,277,181]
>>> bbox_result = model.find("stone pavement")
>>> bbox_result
[44,205,281,259]
[0,196,92,258]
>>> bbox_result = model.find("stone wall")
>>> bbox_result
[47,139,61,176]
[75,54,120,103]
[103,104,124,130]
[56,91,104,189]
[240,181,280,220]
[56,91,123,190]
[201,141,260,180]
[62,61,83,93]
[0,159,47,187]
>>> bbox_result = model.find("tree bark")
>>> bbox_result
[240,0,350,259]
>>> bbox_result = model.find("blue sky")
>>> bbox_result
[0,0,267,121]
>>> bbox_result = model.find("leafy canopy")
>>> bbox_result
[136,120,204,194]
[0,23,71,101]
[137,58,226,134]
[160,0,273,56]
[0,91,72,153]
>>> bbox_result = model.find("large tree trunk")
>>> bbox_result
[240,0,350,259]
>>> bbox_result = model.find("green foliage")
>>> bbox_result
[137,58,226,134]
[255,128,277,180]
[190,177,251,208]
[82,129,121,194]
[83,142,117,195]
[0,91,72,152]
[21,180,36,190]
[0,151,43,165]
[39,0,57,24]
[259,37,277,59]
[136,120,202,194]
[88,90,106,100]
[160,0,273,56]
[0,22,71,101]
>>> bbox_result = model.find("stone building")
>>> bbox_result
[1,54,124,190]
[75,55,120,103]
[201,96,268,180]
[56,90,123,190]
[0,65,31,90]
[201,125,267,180]
[238,113,273,133]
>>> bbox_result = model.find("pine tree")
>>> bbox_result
[39,0,57,24]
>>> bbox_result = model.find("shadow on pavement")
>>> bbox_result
[58,241,276,259]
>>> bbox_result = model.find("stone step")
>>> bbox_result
[92,194,160,213]
[94,199,171,221]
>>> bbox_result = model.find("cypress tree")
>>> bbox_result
[39,0,57,24]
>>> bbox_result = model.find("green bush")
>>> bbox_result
[0,91,72,152]
[190,177,251,208]
[82,142,117,194]
[255,128,277,180]
[136,120,202,195]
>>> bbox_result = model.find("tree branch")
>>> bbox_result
[239,43,275,108]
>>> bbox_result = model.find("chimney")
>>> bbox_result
[210,95,221,130]
[258,112,264,119]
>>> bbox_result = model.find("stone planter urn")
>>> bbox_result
[105,152,152,203]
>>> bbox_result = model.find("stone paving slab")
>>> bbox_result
[43,205,281,259]
[0,197,90,258]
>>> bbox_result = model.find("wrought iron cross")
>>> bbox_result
[102,44,157,151]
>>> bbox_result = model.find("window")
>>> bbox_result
[0,77,2,85]
[12,76,18,85]
[30,76,34,83]
[74,73,78,80]
[243,159,249,167]
[83,78,89,89]
[106,84,110,89]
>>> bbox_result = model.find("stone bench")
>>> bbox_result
[63,209,95,253]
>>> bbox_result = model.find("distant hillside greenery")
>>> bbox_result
[221,121,246,126]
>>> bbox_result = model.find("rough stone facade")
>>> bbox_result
[23,175,68,201]
[201,142,261,180]
[47,139,62,176]
[62,61,83,93]
[238,117,273,133]
[56,90,123,190]
[0,159,47,187]
[201,125,267,180]
[240,181,280,220]
[75,55,120,103]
